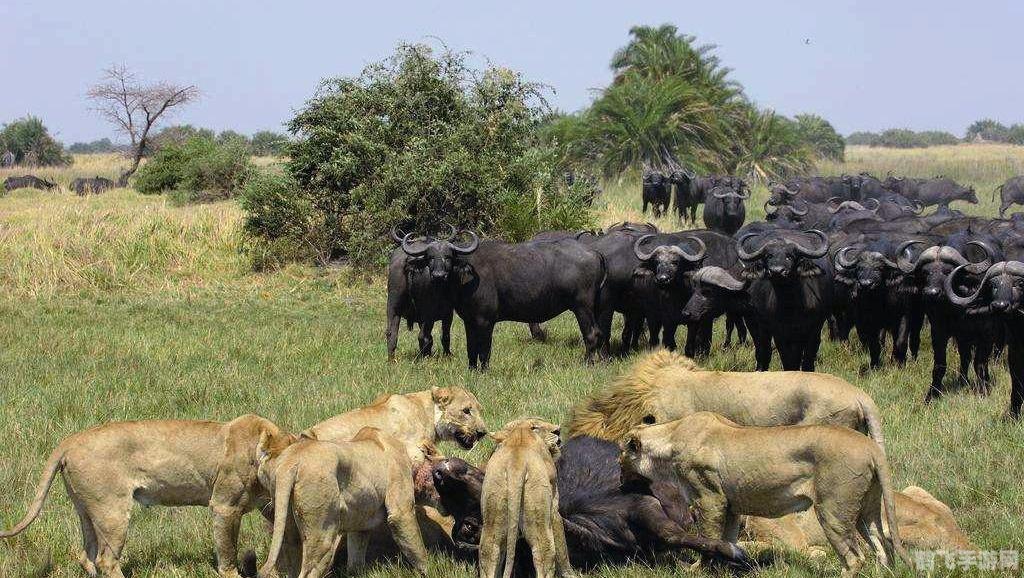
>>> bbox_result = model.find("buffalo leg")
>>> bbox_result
[643,198,650,214]
[752,326,773,371]
[973,337,993,395]
[858,324,883,369]
[573,307,603,364]
[802,325,823,372]
[475,322,495,370]
[662,322,679,352]
[386,313,402,361]
[632,497,747,565]
[892,314,910,365]
[418,319,435,357]
[927,329,951,401]
[1008,336,1024,418]
[440,310,453,356]
[528,322,548,342]
[954,334,974,390]
[647,317,663,349]
[777,339,802,371]
[909,305,925,359]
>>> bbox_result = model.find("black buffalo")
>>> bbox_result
[897,236,999,400]
[630,233,707,355]
[669,170,695,223]
[430,437,747,576]
[995,176,1024,218]
[71,176,116,196]
[915,178,979,208]
[833,238,919,368]
[946,261,1024,418]
[641,171,670,217]
[736,229,834,371]
[3,175,56,193]
[702,185,747,235]
[385,227,477,360]
[454,238,606,369]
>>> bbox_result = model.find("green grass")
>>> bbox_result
[1,150,1023,577]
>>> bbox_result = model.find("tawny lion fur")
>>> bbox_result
[479,419,574,578]
[302,386,488,451]
[568,350,885,448]
[620,413,910,578]
[0,415,296,578]
[256,427,431,578]
[742,485,975,554]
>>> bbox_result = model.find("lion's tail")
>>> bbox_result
[875,453,912,567]
[0,444,65,538]
[258,465,296,578]
[501,470,526,578]
[859,396,885,451]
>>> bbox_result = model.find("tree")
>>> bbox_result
[251,130,289,156]
[793,114,845,160]
[148,124,215,153]
[243,43,589,269]
[68,138,122,154]
[0,116,72,166]
[88,65,198,186]
[726,109,815,183]
[965,119,1010,142]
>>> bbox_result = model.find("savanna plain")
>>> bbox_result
[1,145,1023,577]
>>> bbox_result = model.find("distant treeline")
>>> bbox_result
[67,126,291,157]
[847,119,1024,148]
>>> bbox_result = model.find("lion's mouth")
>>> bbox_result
[454,430,477,450]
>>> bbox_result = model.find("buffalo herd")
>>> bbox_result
[2,174,114,195]
[389,172,1024,418]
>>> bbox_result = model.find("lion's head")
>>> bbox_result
[492,417,562,457]
[432,386,488,450]
[567,350,697,442]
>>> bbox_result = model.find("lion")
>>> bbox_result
[568,350,885,448]
[742,485,976,554]
[479,419,574,578]
[491,417,563,455]
[303,386,488,450]
[255,427,434,578]
[0,415,296,578]
[620,412,910,578]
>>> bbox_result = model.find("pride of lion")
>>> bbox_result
[1,353,975,578]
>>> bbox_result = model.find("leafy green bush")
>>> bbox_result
[240,170,332,270]
[845,129,960,148]
[134,136,252,202]
[845,131,879,146]
[0,116,72,166]
[68,138,123,154]
[245,43,591,269]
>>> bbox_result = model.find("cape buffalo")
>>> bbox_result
[3,175,56,193]
[702,185,747,235]
[642,171,670,217]
[995,176,1024,218]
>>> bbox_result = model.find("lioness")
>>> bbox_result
[303,386,488,449]
[256,427,433,578]
[1,415,295,578]
[742,485,976,554]
[569,350,885,448]
[479,419,573,578]
[620,413,910,578]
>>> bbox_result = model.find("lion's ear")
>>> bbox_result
[431,386,453,408]
[256,430,271,463]
[490,429,508,444]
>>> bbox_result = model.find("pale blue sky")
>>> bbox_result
[2,0,1021,143]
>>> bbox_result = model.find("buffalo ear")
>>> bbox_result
[797,261,822,277]
[632,265,654,278]
[740,265,764,280]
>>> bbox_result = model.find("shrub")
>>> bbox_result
[0,116,72,166]
[68,138,123,154]
[134,136,252,202]
[240,170,332,270]
[845,131,879,146]
[966,119,1010,142]
[246,43,591,269]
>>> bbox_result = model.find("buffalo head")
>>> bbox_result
[897,240,993,301]
[634,234,707,286]
[946,261,1024,313]
[680,266,747,323]
[833,246,899,291]
[737,229,829,280]
[396,225,479,282]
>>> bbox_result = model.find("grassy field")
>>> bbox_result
[1,149,1022,577]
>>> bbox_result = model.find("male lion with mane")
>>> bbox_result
[0,415,295,578]
[568,350,885,447]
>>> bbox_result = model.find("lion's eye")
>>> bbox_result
[642,415,656,425]
[463,408,472,415]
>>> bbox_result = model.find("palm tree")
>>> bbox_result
[727,108,815,184]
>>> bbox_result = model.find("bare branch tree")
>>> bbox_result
[88,65,198,186]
